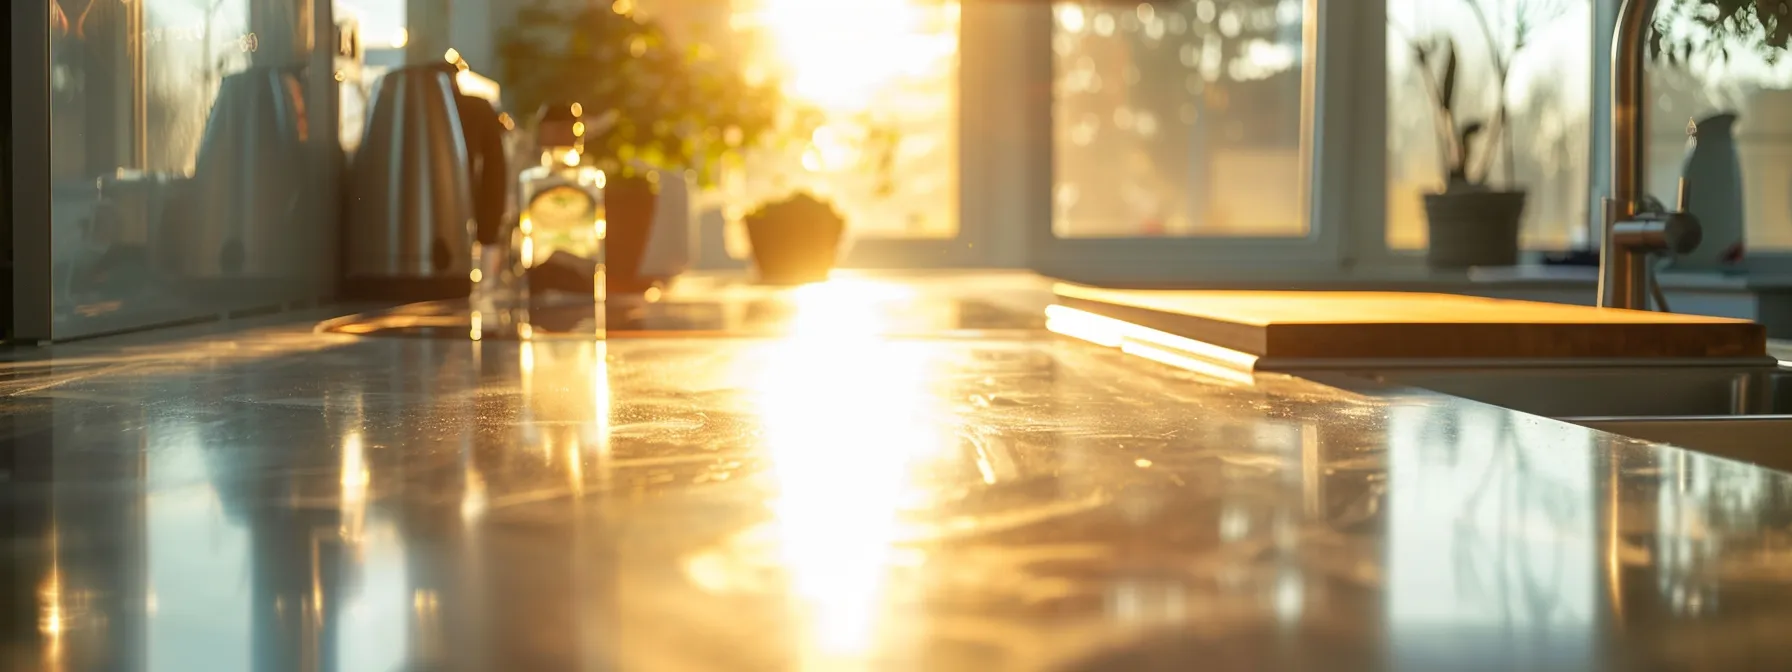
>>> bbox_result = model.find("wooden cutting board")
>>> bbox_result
[1054,285,1767,360]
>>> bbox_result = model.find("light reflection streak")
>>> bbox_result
[517,340,610,497]
[1047,304,1259,384]
[1044,304,1125,348]
[140,415,256,670]
[568,439,585,497]
[785,279,915,337]
[753,279,949,663]
[39,530,64,669]
[1121,316,1259,372]
[974,452,997,485]
[0,331,354,399]
[462,468,488,522]
[342,431,370,542]
[1120,340,1256,386]
[1386,404,1598,668]
[337,520,412,672]
[589,343,612,494]
[740,0,958,112]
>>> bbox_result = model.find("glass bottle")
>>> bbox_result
[515,103,607,337]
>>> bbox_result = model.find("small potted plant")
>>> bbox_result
[1398,0,1573,268]
[1406,35,1527,269]
[742,192,846,285]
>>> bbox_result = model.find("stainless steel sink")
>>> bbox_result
[1348,365,1792,469]
[1359,366,1792,418]
[1575,416,1792,470]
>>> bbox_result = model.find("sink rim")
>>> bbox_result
[1310,362,1792,419]
[1566,413,1792,423]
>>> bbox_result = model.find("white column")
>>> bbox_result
[961,2,1050,268]
[448,0,496,72]
[1316,0,1387,267]
[405,0,452,65]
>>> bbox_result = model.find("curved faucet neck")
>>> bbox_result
[1599,0,1661,310]
[1611,0,1656,208]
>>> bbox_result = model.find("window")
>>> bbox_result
[1052,1,1307,238]
[335,1,407,150]
[1647,3,1792,253]
[338,0,408,56]
[1385,0,1594,252]
[644,0,961,241]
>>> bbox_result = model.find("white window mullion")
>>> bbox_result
[1312,0,1389,270]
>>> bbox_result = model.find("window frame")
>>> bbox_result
[1009,0,1368,283]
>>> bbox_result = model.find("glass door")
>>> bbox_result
[26,0,340,340]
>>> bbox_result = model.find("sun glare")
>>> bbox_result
[741,0,958,111]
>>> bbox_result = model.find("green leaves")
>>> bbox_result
[498,0,791,187]
[1656,0,1791,64]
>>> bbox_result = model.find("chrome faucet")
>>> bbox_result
[1601,0,1702,310]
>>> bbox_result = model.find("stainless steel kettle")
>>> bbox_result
[344,64,476,288]
[185,66,307,279]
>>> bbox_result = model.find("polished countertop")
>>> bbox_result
[7,274,1792,671]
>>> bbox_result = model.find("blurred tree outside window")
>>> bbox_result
[1052,0,1308,239]
[1650,0,1792,252]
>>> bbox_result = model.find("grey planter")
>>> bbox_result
[1423,190,1527,269]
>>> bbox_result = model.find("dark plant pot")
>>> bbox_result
[604,175,660,294]
[745,206,845,285]
[1423,190,1527,269]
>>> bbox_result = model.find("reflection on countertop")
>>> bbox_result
[6,274,1792,671]
[320,272,1055,340]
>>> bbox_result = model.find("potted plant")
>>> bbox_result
[742,192,847,285]
[1404,35,1523,268]
[499,1,800,291]
[1399,1,1569,268]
